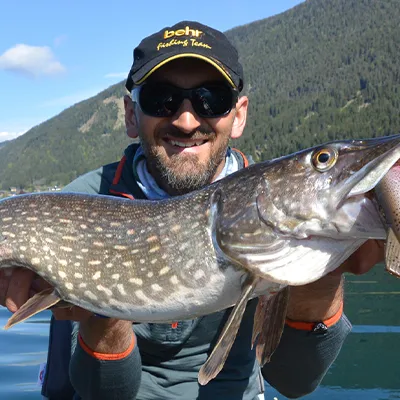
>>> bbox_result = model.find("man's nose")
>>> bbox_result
[170,99,202,134]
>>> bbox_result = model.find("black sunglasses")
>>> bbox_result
[132,82,239,118]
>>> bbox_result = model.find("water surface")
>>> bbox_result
[0,266,399,399]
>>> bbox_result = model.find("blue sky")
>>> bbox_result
[0,0,303,143]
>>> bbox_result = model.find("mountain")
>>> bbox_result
[226,0,400,158]
[1,0,399,190]
[0,82,131,189]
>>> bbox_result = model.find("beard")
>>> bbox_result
[139,127,230,195]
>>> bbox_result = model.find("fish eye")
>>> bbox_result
[312,147,338,172]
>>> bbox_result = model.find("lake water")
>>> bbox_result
[0,266,399,399]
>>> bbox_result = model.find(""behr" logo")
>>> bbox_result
[164,26,203,39]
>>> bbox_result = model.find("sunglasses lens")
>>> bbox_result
[192,85,235,117]
[139,84,181,117]
[136,83,236,118]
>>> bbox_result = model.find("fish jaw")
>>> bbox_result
[346,137,400,197]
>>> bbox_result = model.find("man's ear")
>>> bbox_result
[230,95,248,139]
[124,94,139,138]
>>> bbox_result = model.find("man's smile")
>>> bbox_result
[162,136,210,154]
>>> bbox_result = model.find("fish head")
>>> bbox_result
[213,134,400,286]
[257,134,400,239]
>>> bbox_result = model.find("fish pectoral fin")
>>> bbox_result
[4,288,61,330]
[51,300,73,309]
[251,294,269,349]
[198,274,259,386]
[385,228,400,278]
[252,287,289,366]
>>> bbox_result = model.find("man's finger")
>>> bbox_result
[5,269,35,312]
[340,240,385,275]
[0,268,13,307]
[353,239,384,274]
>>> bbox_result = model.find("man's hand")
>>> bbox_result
[0,267,42,312]
[333,239,385,276]
[0,267,92,322]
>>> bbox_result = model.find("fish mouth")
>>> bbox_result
[335,135,400,205]
[316,135,400,241]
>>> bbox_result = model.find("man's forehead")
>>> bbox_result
[147,58,225,84]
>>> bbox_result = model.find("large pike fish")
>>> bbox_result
[1,134,400,384]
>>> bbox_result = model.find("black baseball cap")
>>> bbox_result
[125,21,244,92]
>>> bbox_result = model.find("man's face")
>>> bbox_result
[130,59,247,195]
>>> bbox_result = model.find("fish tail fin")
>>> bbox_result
[4,288,61,330]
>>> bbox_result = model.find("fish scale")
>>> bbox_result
[1,191,265,322]
[2,134,400,385]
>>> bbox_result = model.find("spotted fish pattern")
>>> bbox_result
[0,190,264,322]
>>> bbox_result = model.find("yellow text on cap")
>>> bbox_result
[164,26,203,39]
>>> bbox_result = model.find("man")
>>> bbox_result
[0,21,383,400]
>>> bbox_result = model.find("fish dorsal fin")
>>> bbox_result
[4,288,61,330]
[385,228,400,278]
[198,274,259,385]
[252,287,289,366]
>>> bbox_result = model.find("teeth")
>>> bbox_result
[169,140,205,148]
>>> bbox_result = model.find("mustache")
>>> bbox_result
[159,126,216,141]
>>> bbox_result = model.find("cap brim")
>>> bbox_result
[131,52,238,89]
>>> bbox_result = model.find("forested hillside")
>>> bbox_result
[226,0,400,159]
[1,0,399,189]
[0,83,130,189]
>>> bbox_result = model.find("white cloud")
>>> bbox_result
[0,130,26,143]
[0,44,66,77]
[104,72,126,79]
